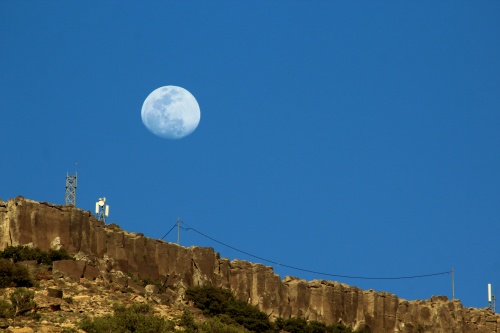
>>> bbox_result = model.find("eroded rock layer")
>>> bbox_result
[0,197,498,333]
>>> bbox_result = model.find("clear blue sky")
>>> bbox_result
[1,1,499,310]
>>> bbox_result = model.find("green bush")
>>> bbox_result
[198,316,252,333]
[78,303,175,333]
[9,288,36,318]
[178,309,197,333]
[185,285,235,316]
[0,288,38,326]
[185,285,272,332]
[0,299,12,318]
[308,320,335,333]
[48,248,73,262]
[277,317,308,333]
[0,246,48,264]
[79,314,120,333]
[0,258,34,287]
[0,245,72,265]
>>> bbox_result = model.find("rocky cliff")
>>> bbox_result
[0,196,498,333]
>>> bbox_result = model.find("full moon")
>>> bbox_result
[141,86,201,139]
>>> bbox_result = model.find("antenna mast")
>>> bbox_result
[95,197,109,222]
[65,172,77,206]
[488,283,496,312]
[65,161,78,206]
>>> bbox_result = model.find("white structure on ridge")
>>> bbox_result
[95,197,109,222]
[488,283,496,312]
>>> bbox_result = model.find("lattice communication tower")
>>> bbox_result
[65,172,77,206]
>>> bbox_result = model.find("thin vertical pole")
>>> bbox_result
[451,267,455,300]
[177,217,180,246]
[494,287,496,313]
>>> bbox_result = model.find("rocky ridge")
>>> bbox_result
[0,196,498,333]
[0,272,193,332]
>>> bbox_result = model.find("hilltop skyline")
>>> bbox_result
[1,1,499,310]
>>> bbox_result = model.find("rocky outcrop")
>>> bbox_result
[0,196,498,332]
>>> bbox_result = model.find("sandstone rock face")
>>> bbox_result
[0,197,498,333]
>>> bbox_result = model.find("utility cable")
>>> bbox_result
[175,221,451,281]
[160,223,178,241]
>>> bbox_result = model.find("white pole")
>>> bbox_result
[488,283,492,302]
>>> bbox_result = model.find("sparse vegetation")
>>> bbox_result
[61,328,80,333]
[0,258,34,287]
[178,309,197,333]
[0,245,73,265]
[198,316,252,333]
[9,287,37,318]
[0,245,73,287]
[0,299,12,318]
[78,303,176,333]
[185,285,273,332]
[0,287,38,327]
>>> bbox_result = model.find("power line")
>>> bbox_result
[160,223,178,241]
[169,221,451,281]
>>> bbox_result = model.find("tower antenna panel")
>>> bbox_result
[488,283,496,312]
[95,197,110,223]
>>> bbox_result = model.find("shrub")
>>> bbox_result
[0,299,12,318]
[9,288,36,318]
[48,248,73,262]
[278,317,308,333]
[79,314,119,333]
[178,309,197,333]
[185,285,235,317]
[0,259,34,287]
[0,246,49,264]
[0,245,72,265]
[198,316,252,333]
[308,320,333,333]
[78,303,175,333]
[185,285,272,332]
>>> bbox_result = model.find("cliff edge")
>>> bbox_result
[0,196,498,333]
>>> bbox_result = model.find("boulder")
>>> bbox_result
[145,284,159,295]
[83,265,100,280]
[53,260,85,280]
[47,288,63,298]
